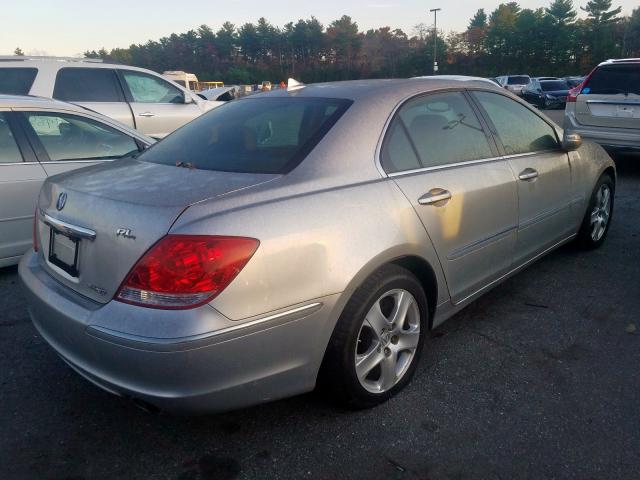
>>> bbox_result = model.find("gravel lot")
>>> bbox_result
[1,116,639,479]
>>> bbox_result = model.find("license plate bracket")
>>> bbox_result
[49,228,80,277]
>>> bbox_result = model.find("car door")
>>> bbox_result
[16,110,142,178]
[470,91,573,266]
[383,91,518,304]
[52,67,135,129]
[119,69,203,138]
[0,111,47,265]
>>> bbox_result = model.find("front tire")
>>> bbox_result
[575,173,614,249]
[319,265,428,408]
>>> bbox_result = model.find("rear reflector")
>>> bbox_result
[116,235,259,309]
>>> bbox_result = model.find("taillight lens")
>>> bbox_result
[566,85,581,103]
[32,208,38,252]
[116,235,259,309]
[567,67,596,103]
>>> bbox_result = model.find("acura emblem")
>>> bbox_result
[56,192,67,211]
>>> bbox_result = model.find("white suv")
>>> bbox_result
[564,58,640,152]
[0,57,220,138]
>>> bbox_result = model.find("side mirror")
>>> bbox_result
[562,132,582,152]
[184,93,194,104]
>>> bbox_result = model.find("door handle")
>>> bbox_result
[418,188,452,206]
[518,168,539,181]
[138,112,155,117]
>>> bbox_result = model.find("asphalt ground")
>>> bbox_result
[1,114,639,479]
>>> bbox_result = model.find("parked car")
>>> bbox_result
[496,75,531,95]
[564,58,640,152]
[522,79,571,109]
[20,77,615,413]
[564,76,585,88]
[0,56,221,138]
[0,95,153,267]
[197,86,239,103]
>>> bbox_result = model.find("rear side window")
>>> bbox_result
[139,97,352,174]
[0,113,23,163]
[382,91,493,173]
[472,91,558,155]
[507,76,530,85]
[121,70,183,103]
[53,68,123,102]
[584,64,640,96]
[23,112,139,161]
[0,68,37,95]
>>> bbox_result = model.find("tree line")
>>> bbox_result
[82,0,640,84]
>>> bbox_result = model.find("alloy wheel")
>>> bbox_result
[354,289,421,393]
[590,184,611,242]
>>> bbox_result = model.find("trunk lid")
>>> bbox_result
[37,159,278,303]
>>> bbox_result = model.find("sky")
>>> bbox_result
[1,0,637,57]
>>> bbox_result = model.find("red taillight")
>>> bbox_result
[567,67,597,103]
[116,235,259,309]
[32,208,38,252]
[566,85,581,103]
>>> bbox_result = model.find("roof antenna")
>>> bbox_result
[287,78,305,91]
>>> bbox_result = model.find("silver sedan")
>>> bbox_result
[19,77,615,413]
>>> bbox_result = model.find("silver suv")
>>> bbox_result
[0,57,220,138]
[564,58,640,151]
[497,75,531,96]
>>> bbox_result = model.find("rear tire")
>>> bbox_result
[319,265,428,409]
[575,173,614,250]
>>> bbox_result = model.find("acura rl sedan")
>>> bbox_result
[20,77,615,413]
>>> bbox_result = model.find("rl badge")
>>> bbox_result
[116,228,137,240]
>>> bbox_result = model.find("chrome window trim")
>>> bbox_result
[386,148,561,178]
[38,159,115,165]
[0,161,40,165]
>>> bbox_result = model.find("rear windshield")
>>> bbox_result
[139,97,352,174]
[585,64,640,95]
[0,68,38,95]
[507,76,530,85]
[540,80,569,91]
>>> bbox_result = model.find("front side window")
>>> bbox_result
[139,97,352,174]
[0,68,38,95]
[472,91,559,155]
[381,91,493,173]
[23,112,139,161]
[53,68,123,102]
[121,71,184,103]
[0,113,23,163]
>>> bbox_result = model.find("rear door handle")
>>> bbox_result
[418,188,452,206]
[518,168,539,181]
[138,112,155,117]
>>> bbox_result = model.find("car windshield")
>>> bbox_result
[585,64,640,95]
[139,97,352,174]
[507,76,530,85]
[540,81,569,91]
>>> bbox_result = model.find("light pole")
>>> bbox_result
[430,8,441,75]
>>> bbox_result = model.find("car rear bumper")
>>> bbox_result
[564,112,640,150]
[19,250,339,413]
